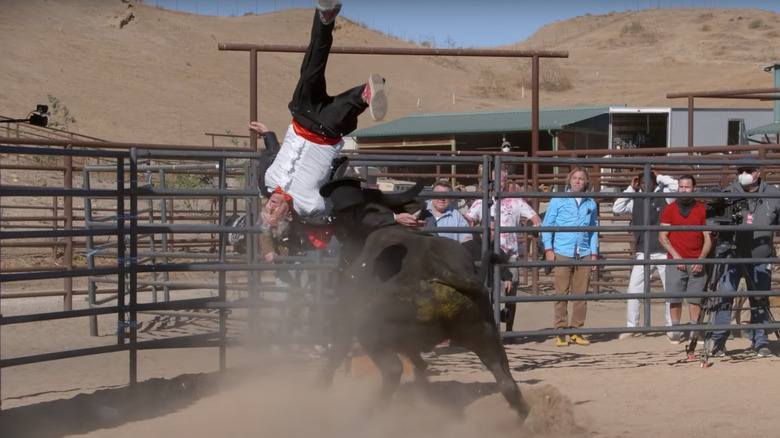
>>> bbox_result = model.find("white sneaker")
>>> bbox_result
[317,0,342,25]
[362,74,387,121]
[618,333,635,340]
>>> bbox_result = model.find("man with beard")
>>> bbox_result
[658,175,712,344]
[709,159,780,358]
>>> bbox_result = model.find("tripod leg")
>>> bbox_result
[685,296,709,360]
[699,305,716,368]
[687,258,723,365]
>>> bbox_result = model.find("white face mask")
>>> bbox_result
[738,172,755,187]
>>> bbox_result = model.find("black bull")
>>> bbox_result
[317,226,530,420]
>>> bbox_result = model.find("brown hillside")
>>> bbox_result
[1,0,778,146]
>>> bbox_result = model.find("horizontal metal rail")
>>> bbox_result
[217,43,568,58]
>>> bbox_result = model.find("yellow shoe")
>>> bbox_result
[555,335,569,347]
[569,334,590,346]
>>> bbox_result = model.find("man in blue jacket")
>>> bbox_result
[542,167,599,347]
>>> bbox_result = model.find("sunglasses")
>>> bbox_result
[737,167,757,174]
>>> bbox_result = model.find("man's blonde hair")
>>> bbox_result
[566,167,591,191]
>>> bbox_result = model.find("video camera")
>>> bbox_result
[704,189,749,245]
[705,196,748,226]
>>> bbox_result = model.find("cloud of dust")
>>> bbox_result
[152,364,589,438]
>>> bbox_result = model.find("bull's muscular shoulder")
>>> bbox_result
[367,226,462,251]
[362,227,476,282]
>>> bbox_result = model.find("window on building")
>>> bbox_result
[727,119,746,145]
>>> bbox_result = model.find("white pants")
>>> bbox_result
[626,252,672,327]
[265,125,344,222]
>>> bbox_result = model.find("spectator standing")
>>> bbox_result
[541,167,599,347]
[612,170,677,338]
[710,160,780,358]
[465,170,542,263]
[466,170,541,331]
[422,180,472,243]
[658,175,712,344]
[462,221,515,331]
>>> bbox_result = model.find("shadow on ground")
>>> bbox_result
[0,366,511,438]
[0,371,225,438]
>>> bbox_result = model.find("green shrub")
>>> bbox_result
[170,173,204,210]
[540,61,573,92]
[46,95,77,130]
[618,21,657,46]
[476,67,508,98]
[621,22,645,35]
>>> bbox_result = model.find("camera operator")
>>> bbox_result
[710,159,780,358]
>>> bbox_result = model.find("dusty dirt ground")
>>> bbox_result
[1,1,779,146]
[2,295,779,438]
[3,2,780,437]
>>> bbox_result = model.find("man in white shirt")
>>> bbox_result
[612,169,677,339]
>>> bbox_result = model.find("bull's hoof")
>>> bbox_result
[516,408,529,424]
[515,400,531,424]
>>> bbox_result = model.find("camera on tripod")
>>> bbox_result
[704,193,748,244]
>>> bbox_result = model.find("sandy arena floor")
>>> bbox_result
[2,297,779,438]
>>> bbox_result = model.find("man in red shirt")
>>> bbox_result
[658,174,712,344]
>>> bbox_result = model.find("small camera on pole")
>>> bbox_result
[0,104,49,127]
[29,104,49,127]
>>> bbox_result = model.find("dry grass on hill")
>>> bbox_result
[1,1,778,146]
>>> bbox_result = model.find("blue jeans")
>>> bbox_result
[710,263,771,349]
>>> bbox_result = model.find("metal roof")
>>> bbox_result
[746,121,780,136]
[352,104,624,138]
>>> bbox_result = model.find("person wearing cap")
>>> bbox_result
[709,157,780,358]
[612,169,677,339]
[248,0,388,247]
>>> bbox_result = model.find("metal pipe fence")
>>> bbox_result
[4,141,780,414]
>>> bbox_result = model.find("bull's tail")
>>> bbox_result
[476,249,505,287]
